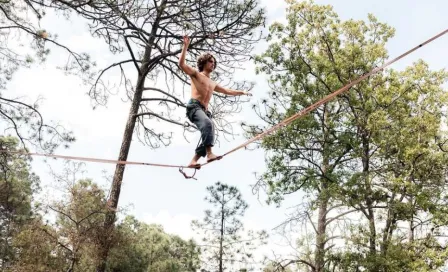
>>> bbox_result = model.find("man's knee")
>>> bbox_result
[200,118,214,143]
[203,118,213,132]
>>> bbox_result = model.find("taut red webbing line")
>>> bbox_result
[0,150,200,179]
[0,150,186,168]
[199,28,448,167]
[2,28,447,178]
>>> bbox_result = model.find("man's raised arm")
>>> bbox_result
[178,36,197,77]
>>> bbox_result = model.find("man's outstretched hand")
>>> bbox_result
[183,35,190,47]
[243,91,253,96]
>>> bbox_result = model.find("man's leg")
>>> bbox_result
[188,153,201,168]
[188,107,218,165]
[203,111,221,162]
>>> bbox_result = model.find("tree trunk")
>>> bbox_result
[315,105,330,272]
[381,191,401,260]
[408,190,415,243]
[361,130,377,266]
[95,1,166,270]
[381,208,394,258]
[408,217,414,242]
[219,200,225,272]
[96,78,144,271]
[96,62,151,271]
[2,181,13,269]
[315,190,329,272]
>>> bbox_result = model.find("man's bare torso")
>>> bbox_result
[190,72,216,110]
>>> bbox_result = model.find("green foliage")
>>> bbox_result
[0,154,202,271]
[192,182,267,271]
[50,178,109,271]
[108,215,201,272]
[9,218,67,272]
[0,136,40,269]
[251,0,448,271]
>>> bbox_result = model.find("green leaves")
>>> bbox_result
[250,0,448,271]
[109,216,201,272]
[0,136,44,269]
[193,182,267,271]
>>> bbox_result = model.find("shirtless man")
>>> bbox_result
[178,35,252,168]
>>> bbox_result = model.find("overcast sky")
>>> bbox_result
[7,0,448,268]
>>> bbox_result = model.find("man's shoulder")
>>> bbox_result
[190,69,199,78]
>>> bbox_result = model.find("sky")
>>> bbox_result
[6,0,448,268]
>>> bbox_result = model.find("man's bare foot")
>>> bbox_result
[188,154,201,169]
[207,153,222,163]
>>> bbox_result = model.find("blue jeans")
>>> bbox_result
[186,98,215,157]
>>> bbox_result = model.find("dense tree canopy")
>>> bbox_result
[247,0,448,271]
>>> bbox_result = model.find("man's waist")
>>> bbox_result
[188,98,207,110]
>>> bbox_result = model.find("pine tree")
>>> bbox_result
[192,182,267,271]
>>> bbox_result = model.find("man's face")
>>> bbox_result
[205,58,215,72]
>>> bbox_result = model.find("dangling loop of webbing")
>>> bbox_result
[179,167,198,180]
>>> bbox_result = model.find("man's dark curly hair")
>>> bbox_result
[197,53,217,72]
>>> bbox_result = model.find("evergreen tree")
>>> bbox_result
[0,136,40,269]
[109,216,201,272]
[192,182,267,271]
[249,0,448,271]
